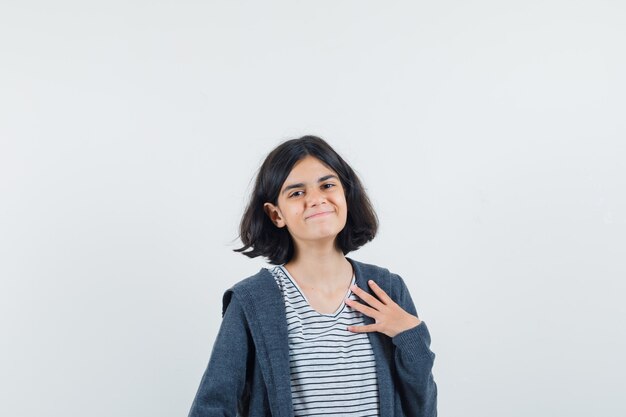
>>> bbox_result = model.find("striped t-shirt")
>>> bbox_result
[269,265,380,417]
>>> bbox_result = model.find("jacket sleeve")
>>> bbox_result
[188,291,252,417]
[390,273,438,417]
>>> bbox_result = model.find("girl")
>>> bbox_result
[188,136,437,417]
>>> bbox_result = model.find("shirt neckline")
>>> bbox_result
[278,264,355,317]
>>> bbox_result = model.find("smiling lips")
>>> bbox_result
[306,210,333,219]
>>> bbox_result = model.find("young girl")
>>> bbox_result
[188,136,437,417]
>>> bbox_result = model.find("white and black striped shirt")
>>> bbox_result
[269,265,380,417]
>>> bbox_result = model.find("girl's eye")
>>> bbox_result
[288,183,336,198]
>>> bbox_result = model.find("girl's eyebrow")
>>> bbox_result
[281,174,339,195]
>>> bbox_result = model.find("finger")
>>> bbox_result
[350,284,383,309]
[345,298,379,318]
[347,323,378,333]
[367,280,393,305]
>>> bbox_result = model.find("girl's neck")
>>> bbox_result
[283,250,353,292]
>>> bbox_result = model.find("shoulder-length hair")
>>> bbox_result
[234,135,378,265]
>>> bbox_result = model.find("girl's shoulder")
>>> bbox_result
[230,266,276,292]
[348,257,409,295]
[219,267,280,316]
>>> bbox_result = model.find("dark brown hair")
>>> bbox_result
[234,135,378,265]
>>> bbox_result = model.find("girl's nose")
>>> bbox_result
[306,187,326,206]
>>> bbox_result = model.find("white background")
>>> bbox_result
[1,1,625,416]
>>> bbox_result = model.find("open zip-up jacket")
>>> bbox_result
[188,257,438,417]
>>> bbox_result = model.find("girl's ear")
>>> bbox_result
[263,202,286,228]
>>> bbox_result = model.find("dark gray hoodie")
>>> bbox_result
[188,257,438,417]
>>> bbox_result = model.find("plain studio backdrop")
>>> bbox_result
[1,1,624,416]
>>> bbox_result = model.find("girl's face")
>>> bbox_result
[263,155,348,251]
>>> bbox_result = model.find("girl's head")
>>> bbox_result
[234,135,378,265]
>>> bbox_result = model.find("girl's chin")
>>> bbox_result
[293,230,342,242]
